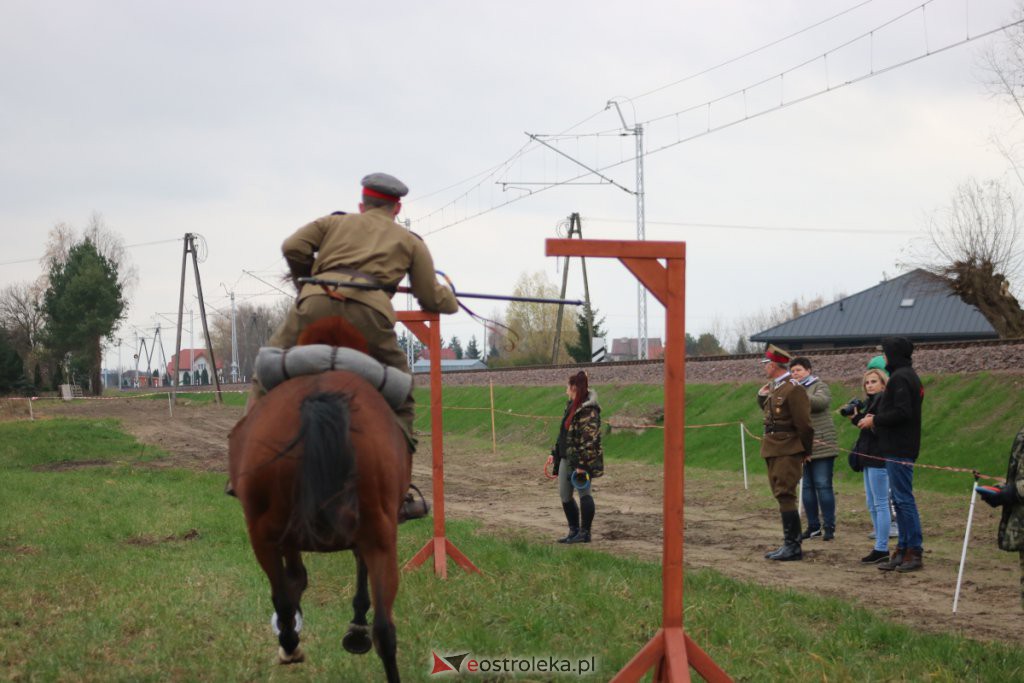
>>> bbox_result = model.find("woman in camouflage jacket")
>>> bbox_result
[978,427,1024,609]
[547,371,604,544]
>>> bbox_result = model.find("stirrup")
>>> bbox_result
[399,483,430,522]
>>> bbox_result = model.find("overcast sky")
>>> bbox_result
[1,0,1020,369]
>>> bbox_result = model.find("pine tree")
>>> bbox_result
[565,302,606,363]
[450,336,464,359]
[466,336,480,359]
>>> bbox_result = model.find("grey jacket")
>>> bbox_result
[802,377,838,460]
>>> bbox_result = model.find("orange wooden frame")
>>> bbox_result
[398,311,481,578]
[546,239,730,683]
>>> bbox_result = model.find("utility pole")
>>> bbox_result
[527,97,647,360]
[221,284,240,383]
[402,218,416,370]
[172,233,223,406]
[230,292,239,383]
[607,98,648,360]
[551,213,593,365]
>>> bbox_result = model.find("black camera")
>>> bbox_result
[839,397,866,417]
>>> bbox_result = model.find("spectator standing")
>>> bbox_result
[977,427,1024,610]
[858,337,925,572]
[848,368,891,564]
[547,371,604,544]
[789,357,838,541]
[757,345,814,561]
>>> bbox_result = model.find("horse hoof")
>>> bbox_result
[278,645,305,664]
[342,624,373,655]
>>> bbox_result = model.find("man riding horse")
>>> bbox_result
[246,172,458,518]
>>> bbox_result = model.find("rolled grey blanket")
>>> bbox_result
[255,345,412,409]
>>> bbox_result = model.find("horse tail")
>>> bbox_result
[290,391,359,546]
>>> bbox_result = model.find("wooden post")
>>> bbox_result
[546,238,730,683]
[489,380,497,455]
[399,311,480,577]
[28,397,34,421]
[740,422,748,490]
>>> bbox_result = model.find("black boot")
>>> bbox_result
[823,526,835,541]
[558,500,580,543]
[399,484,430,523]
[770,510,803,561]
[567,496,594,544]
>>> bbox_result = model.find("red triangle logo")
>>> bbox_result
[431,651,456,674]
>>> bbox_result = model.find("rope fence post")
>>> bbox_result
[953,474,981,613]
[740,422,748,490]
[28,397,34,422]
[489,380,497,456]
[167,392,173,418]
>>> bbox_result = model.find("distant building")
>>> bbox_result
[167,349,224,384]
[750,269,998,350]
[418,346,457,361]
[607,337,665,361]
[412,358,488,374]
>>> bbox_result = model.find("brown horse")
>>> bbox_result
[228,317,409,682]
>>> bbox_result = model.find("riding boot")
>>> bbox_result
[765,511,790,558]
[567,496,594,544]
[770,510,803,561]
[399,484,430,523]
[558,500,580,543]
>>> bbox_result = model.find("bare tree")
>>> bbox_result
[0,282,45,361]
[980,3,1024,186]
[501,271,576,366]
[912,178,1024,337]
[211,299,289,380]
[731,295,831,353]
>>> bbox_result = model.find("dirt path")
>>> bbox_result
[28,398,1024,644]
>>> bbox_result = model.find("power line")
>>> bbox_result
[420,12,1021,237]
[585,217,921,235]
[0,237,180,268]
[629,0,879,102]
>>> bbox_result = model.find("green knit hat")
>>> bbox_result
[867,355,887,373]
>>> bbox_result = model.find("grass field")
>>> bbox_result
[411,372,1024,495]
[3,416,1023,681]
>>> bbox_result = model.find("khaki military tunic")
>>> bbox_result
[262,207,457,448]
[757,375,814,511]
[283,207,458,324]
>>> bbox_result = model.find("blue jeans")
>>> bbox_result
[801,457,836,530]
[863,467,890,552]
[885,456,923,550]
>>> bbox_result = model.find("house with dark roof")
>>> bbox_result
[750,269,998,350]
[412,358,488,374]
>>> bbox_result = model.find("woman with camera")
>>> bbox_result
[789,357,838,541]
[546,371,604,544]
[848,367,891,563]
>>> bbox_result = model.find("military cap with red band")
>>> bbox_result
[761,344,792,364]
[361,172,409,203]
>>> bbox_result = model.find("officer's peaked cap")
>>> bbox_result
[361,173,409,202]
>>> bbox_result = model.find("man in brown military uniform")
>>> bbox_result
[251,172,458,452]
[757,344,814,561]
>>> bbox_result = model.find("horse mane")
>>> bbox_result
[297,316,370,353]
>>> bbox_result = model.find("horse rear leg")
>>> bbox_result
[342,551,373,655]
[363,545,400,683]
[251,534,304,664]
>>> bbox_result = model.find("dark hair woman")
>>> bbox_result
[546,371,604,543]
